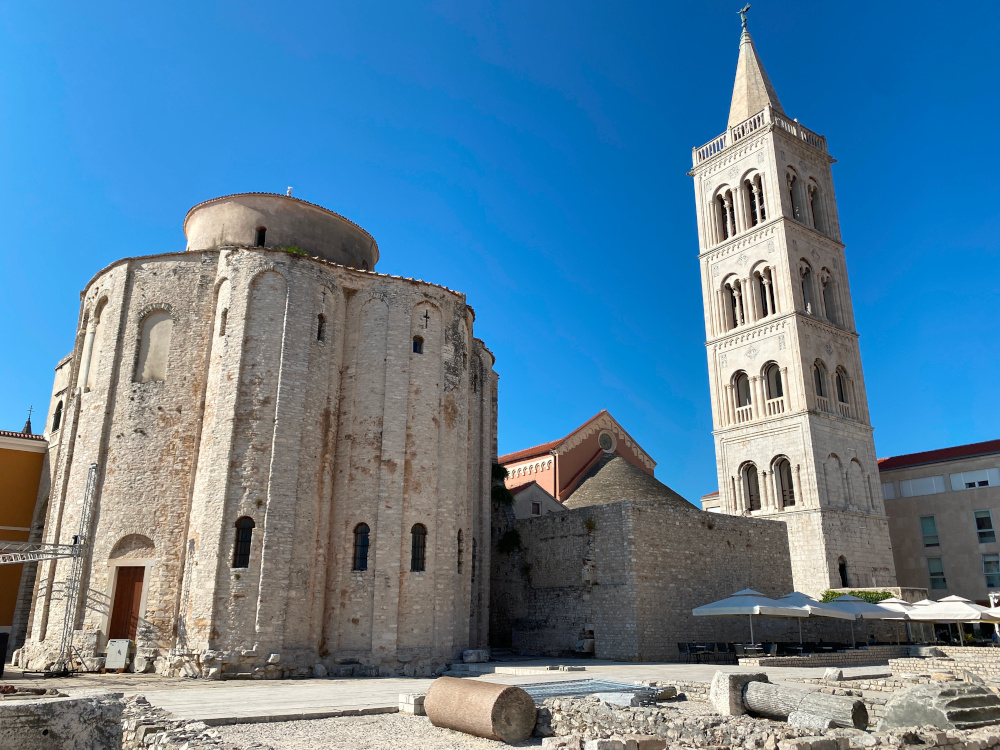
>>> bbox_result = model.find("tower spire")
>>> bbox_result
[728,9,784,128]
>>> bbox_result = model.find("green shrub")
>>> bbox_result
[491,463,509,482]
[281,245,308,256]
[584,517,596,532]
[819,589,894,604]
[497,529,521,554]
[491,484,514,506]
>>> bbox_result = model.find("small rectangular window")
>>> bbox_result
[881,482,896,501]
[985,554,1000,589]
[927,557,947,590]
[920,515,939,547]
[531,502,541,516]
[899,475,946,498]
[975,510,996,544]
[951,469,1000,491]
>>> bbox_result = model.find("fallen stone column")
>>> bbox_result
[743,680,868,729]
[424,676,537,744]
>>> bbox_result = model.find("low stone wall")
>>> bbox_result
[122,695,262,750]
[739,645,911,668]
[890,646,1000,682]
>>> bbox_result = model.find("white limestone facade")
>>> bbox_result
[20,193,497,678]
[690,28,897,596]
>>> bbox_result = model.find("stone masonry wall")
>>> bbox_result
[20,243,497,678]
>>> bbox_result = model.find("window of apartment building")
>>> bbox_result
[984,554,1000,589]
[920,515,939,547]
[951,468,1000,491]
[882,482,896,500]
[899,475,946,498]
[975,510,997,544]
[927,557,947,590]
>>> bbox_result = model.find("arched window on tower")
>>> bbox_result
[764,363,783,415]
[412,336,424,354]
[775,457,795,507]
[255,226,267,247]
[316,314,326,342]
[51,400,63,432]
[353,523,370,571]
[410,524,427,571]
[744,174,766,226]
[219,308,228,337]
[457,529,463,573]
[814,361,829,410]
[800,263,815,314]
[808,181,825,234]
[835,369,852,419]
[734,371,752,423]
[715,189,736,240]
[742,463,761,511]
[724,279,745,329]
[753,267,776,319]
[836,372,848,404]
[233,516,255,568]
[822,273,839,326]
[787,171,804,222]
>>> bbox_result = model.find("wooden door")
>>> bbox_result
[108,566,145,641]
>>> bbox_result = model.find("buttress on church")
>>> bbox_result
[16,21,897,674]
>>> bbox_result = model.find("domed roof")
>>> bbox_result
[183,192,379,269]
[562,455,692,510]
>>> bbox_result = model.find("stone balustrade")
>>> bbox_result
[692,107,828,166]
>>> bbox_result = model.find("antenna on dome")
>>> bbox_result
[286,187,293,196]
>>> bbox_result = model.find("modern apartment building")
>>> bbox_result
[880,439,1000,605]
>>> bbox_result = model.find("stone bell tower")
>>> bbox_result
[689,14,897,596]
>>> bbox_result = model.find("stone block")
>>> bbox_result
[879,684,1000,730]
[399,693,427,716]
[825,668,844,682]
[0,690,123,750]
[622,735,666,750]
[135,724,164,743]
[710,670,768,716]
[463,649,489,663]
[313,663,327,678]
[584,741,624,750]
[266,652,281,665]
[593,692,642,707]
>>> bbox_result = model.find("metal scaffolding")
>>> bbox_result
[0,462,99,675]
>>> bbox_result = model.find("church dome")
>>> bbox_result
[183,193,379,270]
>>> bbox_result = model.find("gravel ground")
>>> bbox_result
[216,713,543,749]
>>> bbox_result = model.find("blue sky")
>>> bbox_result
[1,1,997,503]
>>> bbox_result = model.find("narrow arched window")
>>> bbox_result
[756,272,769,318]
[735,372,752,407]
[765,363,783,400]
[809,183,824,233]
[135,310,173,383]
[742,464,761,511]
[836,372,848,403]
[219,308,228,336]
[745,179,759,227]
[814,363,827,399]
[317,314,326,342]
[457,529,463,573]
[51,400,64,432]
[800,265,815,314]
[410,524,427,572]
[233,516,255,568]
[787,172,803,221]
[353,523,370,571]
[776,458,795,507]
[755,174,766,221]
[255,226,267,247]
[823,277,838,325]
[838,557,850,588]
[471,537,477,582]
[412,336,423,354]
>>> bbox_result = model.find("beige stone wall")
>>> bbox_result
[21,243,496,678]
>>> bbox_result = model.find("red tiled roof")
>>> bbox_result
[498,410,611,464]
[0,430,46,441]
[878,439,1000,471]
[700,490,720,499]
[510,481,538,497]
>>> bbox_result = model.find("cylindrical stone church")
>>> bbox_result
[20,193,497,678]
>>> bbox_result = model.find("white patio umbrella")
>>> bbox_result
[906,595,1000,644]
[778,592,855,645]
[912,599,936,607]
[693,589,808,645]
[826,595,896,647]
